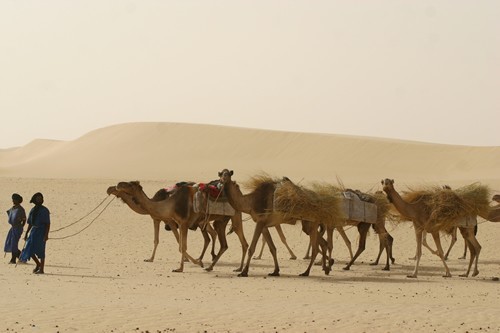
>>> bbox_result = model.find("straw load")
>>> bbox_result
[401,183,491,233]
[273,178,345,226]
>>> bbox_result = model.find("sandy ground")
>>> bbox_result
[1,177,499,333]
[1,123,499,332]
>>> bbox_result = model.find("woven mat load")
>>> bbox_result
[401,183,490,233]
[193,190,236,216]
[273,178,345,226]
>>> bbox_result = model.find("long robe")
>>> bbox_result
[20,205,50,261]
[4,205,26,253]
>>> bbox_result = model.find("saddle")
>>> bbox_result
[193,180,235,216]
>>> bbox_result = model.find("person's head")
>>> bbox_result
[12,193,23,205]
[30,192,44,205]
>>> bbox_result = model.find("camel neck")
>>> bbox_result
[385,187,418,221]
[224,182,252,214]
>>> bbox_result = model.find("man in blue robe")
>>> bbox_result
[20,192,50,274]
[4,193,26,264]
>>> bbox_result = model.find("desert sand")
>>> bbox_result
[1,122,499,333]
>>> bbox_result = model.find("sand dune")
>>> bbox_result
[1,122,499,333]
[1,122,499,186]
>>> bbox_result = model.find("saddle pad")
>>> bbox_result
[341,191,377,224]
[193,191,236,216]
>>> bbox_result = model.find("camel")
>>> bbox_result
[107,185,217,263]
[382,179,483,278]
[218,169,333,277]
[113,181,248,272]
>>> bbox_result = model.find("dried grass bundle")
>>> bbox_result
[371,191,391,221]
[243,173,279,191]
[428,183,490,232]
[400,183,490,233]
[273,179,344,226]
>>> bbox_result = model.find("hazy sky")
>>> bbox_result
[1,1,499,149]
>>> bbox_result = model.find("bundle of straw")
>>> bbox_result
[428,183,490,232]
[401,183,490,233]
[273,179,345,226]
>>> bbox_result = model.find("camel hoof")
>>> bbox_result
[290,256,297,260]
[172,268,183,273]
[303,256,311,260]
[458,256,466,260]
[369,262,378,266]
[144,259,154,262]
[442,274,452,278]
[408,257,416,261]
[382,267,390,271]
[472,271,479,277]
[268,272,280,277]
[205,267,213,272]
[406,275,417,278]
[299,272,309,277]
[391,258,396,264]
[237,272,248,277]
[342,266,350,271]
[329,259,334,267]
[459,274,468,277]
[253,257,262,260]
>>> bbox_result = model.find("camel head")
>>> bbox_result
[381,179,395,192]
[218,169,234,185]
[116,181,142,196]
[493,194,500,203]
[107,186,118,196]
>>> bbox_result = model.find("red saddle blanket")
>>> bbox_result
[197,183,223,199]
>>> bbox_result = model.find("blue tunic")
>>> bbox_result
[4,206,26,253]
[20,205,50,261]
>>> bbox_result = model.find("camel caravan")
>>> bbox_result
[107,169,500,279]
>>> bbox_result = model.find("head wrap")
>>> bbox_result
[12,193,23,203]
[30,192,44,204]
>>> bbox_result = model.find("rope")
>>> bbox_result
[49,196,116,240]
[51,195,112,233]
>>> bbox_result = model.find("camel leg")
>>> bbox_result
[239,222,265,277]
[336,226,353,261]
[303,241,312,260]
[205,219,229,272]
[458,227,481,277]
[430,231,451,278]
[145,219,161,262]
[206,223,218,261]
[196,227,211,267]
[370,223,392,271]
[253,234,266,260]
[300,223,320,276]
[408,227,423,278]
[173,223,188,272]
[275,224,297,260]
[343,222,370,271]
[444,227,458,261]
[410,231,437,260]
[228,213,248,272]
[173,223,202,273]
[262,226,280,276]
